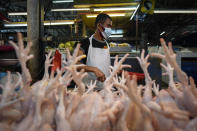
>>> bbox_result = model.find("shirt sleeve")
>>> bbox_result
[79,38,89,56]
[74,38,89,64]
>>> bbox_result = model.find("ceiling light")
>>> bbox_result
[130,4,140,20]
[108,14,126,17]
[109,35,123,38]
[4,21,74,27]
[44,22,74,25]
[51,8,90,11]
[160,31,165,35]
[74,3,139,8]
[4,23,27,27]
[154,10,197,14]
[94,7,137,12]
[53,0,73,3]
[87,13,126,18]
[8,12,27,16]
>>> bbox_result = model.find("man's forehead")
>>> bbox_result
[106,18,112,22]
[104,18,112,24]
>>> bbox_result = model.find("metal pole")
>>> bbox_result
[135,13,138,51]
[82,22,87,37]
[39,0,45,81]
[27,0,44,83]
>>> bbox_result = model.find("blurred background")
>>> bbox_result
[0,0,197,85]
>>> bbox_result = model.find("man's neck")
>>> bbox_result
[94,29,104,41]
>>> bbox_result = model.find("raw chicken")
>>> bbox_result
[0,33,196,131]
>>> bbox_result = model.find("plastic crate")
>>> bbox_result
[128,72,145,81]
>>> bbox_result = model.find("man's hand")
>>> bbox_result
[76,48,106,82]
[93,67,106,82]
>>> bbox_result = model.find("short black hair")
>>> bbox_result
[95,13,112,27]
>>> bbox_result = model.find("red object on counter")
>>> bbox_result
[128,72,145,80]
[51,50,62,72]
[0,46,15,52]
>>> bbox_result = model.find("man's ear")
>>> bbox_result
[97,23,100,29]
[97,23,104,32]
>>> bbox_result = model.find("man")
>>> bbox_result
[78,13,112,86]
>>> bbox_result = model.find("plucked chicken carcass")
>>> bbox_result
[0,33,197,131]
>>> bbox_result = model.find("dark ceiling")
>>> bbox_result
[0,0,197,46]
[142,0,197,46]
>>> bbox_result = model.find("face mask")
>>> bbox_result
[101,27,112,39]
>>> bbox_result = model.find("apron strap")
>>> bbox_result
[104,39,110,49]
[90,34,110,49]
[89,35,94,46]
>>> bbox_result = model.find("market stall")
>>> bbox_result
[0,0,197,130]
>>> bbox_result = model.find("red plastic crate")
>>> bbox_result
[128,72,145,80]
[0,45,15,52]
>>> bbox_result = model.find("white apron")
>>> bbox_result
[83,35,111,88]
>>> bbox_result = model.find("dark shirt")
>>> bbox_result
[79,37,108,64]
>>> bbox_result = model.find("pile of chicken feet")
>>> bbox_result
[0,33,197,131]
